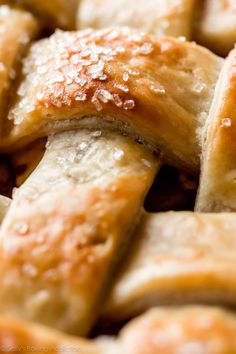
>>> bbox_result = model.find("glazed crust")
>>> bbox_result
[103,211,236,321]
[120,306,236,354]
[196,47,236,212]
[196,0,236,56]
[4,28,223,174]
[0,128,158,335]
[0,5,38,134]
[78,0,196,40]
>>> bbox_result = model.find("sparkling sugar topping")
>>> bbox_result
[10,28,160,124]
[221,117,232,128]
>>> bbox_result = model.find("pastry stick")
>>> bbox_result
[119,306,236,354]
[4,28,223,174]
[0,127,158,335]
[0,316,108,354]
[0,5,38,137]
[0,306,236,353]
[195,0,236,56]
[103,211,236,321]
[196,47,236,212]
[77,0,197,40]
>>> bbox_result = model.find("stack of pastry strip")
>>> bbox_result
[1,1,236,353]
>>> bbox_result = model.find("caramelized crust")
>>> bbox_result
[196,47,236,212]
[78,0,196,40]
[4,28,222,174]
[16,0,79,30]
[104,211,236,321]
[0,5,38,134]
[120,306,236,354]
[196,0,236,56]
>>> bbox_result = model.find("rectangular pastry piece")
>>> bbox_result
[119,306,236,354]
[0,127,158,335]
[196,46,236,212]
[78,0,197,40]
[4,29,222,174]
[0,306,236,353]
[103,211,236,321]
[195,0,236,56]
[0,5,38,137]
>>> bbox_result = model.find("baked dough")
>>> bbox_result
[0,127,158,335]
[78,0,196,40]
[103,211,236,321]
[195,0,236,56]
[0,316,106,354]
[0,195,10,222]
[4,28,223,174]
[120,306,236,354]
[0,5,38,135]
[196,47,236,212]
[0,306,236,353]
[16,0,79,29]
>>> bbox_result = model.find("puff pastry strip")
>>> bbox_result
[0,127,158,335]
[0,5,38,135]
[0,306,236,353]
[196,47,236,212]
[0,316,106,354]
[103,211,236,321]
[16,0,79,30]
[78,0,196,40]
[120,306,236,354]
[195,0,236,56]
[4,28,223,174]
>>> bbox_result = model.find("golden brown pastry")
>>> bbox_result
[103,211,236,321]
[78,0,196,40]
[0,127,158,335]
[0,195,10,223]
[195,0,236,56]
[196,47,236,212]
[4,28,223,174]
[0,306,236,353]
[0,316,107,354]
[16,0,79,30]
[0,5,38,135]
[120,306,236,354]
